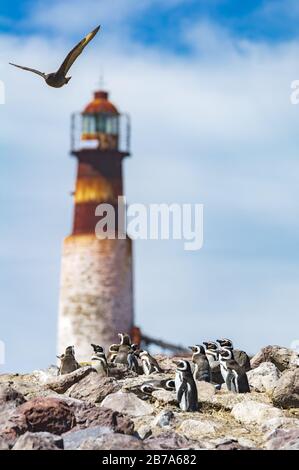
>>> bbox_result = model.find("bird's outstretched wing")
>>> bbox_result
[9,63,46,78]
[57,25,100,76]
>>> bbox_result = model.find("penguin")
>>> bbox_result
[173,360,199,412]
[114,333,131,365]
[90,344,108,376]
[138,378,176,395]
[189,345,211,382]
[127,344,140,373]
[218,348,250,393]
[58,346,80,375]
[202,341,224,386]
[217,338,251,372]
[139,350,162,375]
[107,344,119,363]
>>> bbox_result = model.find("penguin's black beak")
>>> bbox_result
[173,360,181,366]
[188,346,194,351]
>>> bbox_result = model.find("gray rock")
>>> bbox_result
[12,432,63,450]
[63,426,112,450]
[261,417,299,433]
[67,374,120,403]
[152,410,175,428]
[231,400,284,426]
[136,424,152,439]
[101,391,154,417]
[266,428,299,450]
[79,433,145,450]
[179,418,221,440]
[272,367,299,409]
[144,431,197,450]
[196,381,216,401]
[45,366,93,394]
[247,362,281,392]
[152,389,176,405]
[251,345,299,372]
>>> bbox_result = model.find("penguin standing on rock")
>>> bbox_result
[139,350,162,375]
[218,348,250,393]
[114,333,131,365]
[174,360,199,411]
[58,346,80,375]
[107,344,119,363]
[189,345,211,382]
[217,338,251,372]
[127,344,140,373]
[90,344,108,376]
[202,341,224,386]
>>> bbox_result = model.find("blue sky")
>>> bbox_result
[1,0,299,372]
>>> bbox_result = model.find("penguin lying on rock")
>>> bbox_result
[58,346,80,375]
[174,360,199,411]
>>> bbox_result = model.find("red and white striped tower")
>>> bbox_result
[57,90,134,362]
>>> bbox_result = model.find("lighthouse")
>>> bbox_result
[58,90,134,362]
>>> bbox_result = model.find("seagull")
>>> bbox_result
[9,25,100,88]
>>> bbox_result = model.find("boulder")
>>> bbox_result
[152,389,177,405]
[73,406,134,435]
[266,428,299,450]
[247,362,281,392]
[1,397,75,444]
[272,368,299,409]
[45,366,93,394]
[101,391,154,417]
[231,400,284,426]
[79,433,145,450]
[63,426,112,450]
[261,417,299,433]
[251,345,299,372]
[0,385,26,428]
[144,431,197,450]
[66,374,120,403]
[179,418,221,440]
[12,432,63,450]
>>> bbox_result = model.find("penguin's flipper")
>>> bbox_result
[177,381,187,403]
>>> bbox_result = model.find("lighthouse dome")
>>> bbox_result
[83,90,119,115]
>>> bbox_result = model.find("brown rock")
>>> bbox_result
[45,366,93,394]
[272,368,299,409]
[251,345,299,372]
[0,385,26,406]
[1,397,75,445]
[66,374,120,403]
[73,406,134,435]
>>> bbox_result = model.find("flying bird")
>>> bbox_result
[9,25,100,88]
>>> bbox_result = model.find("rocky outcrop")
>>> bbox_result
[251,345,299,371]
[0,348,298,450]
[272,368,299,409]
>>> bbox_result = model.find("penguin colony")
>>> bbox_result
[58,335,251,412]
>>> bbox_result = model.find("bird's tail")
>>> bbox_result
[66,76,72,83]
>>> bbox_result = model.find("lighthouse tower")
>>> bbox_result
[58,90,134,362]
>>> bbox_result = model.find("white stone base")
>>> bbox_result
[57,234,134,363]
